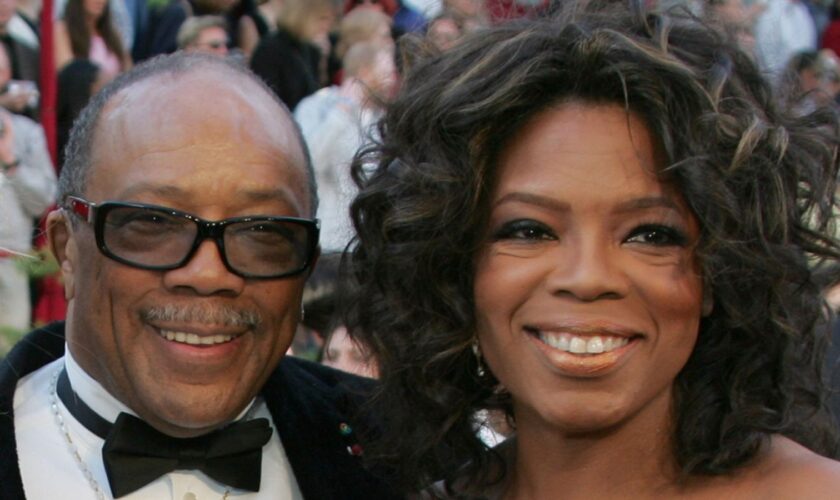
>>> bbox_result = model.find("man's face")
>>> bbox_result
[54,68,312,437]
[189,26,229,56]
[360,50,397,101]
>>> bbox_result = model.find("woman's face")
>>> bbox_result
[83,0,108,19]
[321,326,378,378]
[473,102,706,435]
[305,8,336,42]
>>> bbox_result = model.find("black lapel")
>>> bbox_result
[0,322,67,500]
[262,357,400,500]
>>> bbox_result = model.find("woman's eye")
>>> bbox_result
[625,224,688,247]
[492,220,555,241]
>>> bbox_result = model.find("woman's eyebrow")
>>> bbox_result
[492,192,571,212]
[612,196,683,215]
[492,192,685,216]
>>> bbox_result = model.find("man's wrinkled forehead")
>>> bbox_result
[88,66,312,208]
[100,67,304,159]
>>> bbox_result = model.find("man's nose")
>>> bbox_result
[162,239,245,296]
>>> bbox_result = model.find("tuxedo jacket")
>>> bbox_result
[0,322,401,500]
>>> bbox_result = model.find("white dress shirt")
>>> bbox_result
[14,349,303,500]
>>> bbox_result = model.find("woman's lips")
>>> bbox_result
[524,324,641,377]
[537,330,630,354]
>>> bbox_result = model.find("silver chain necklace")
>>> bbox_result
[49,367,108,500]
[49,367,234,500]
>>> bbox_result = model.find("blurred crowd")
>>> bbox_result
[2,0,840,368]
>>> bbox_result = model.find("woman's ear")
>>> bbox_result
[46,209,77,301]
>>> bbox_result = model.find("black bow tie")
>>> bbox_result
[56,368,273,498]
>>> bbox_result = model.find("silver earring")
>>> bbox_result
[471,338,486,377]
[300,305,305,322]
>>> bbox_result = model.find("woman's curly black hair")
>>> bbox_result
[344,0,840,493]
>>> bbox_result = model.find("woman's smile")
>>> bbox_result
[520,320,641,373]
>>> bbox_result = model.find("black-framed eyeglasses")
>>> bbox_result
[65,196,320,279]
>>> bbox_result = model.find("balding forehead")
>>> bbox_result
[96,66,306,167]
[108,66,296,132]
[87,65,314,213]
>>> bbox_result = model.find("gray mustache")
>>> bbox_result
[140,304,262,329]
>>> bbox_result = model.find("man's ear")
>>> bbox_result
[46,209,77,301]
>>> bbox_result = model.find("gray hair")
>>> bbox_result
[176,15,228,49]
[59,52,318,215]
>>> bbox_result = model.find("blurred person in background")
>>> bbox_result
[56,59,111,168]
[441,0,485,32]
[426,11,462,51]
[0,42,56,334]
[131,0,248,62]
[55,0,135,59]
[821,0,840,56]
[225,0,265,61]
[321,326,378,378]
[252,0,282,35]
[177,15,230,55]
[235,0,275,58]
[782,49,840,112]
[706,0,759,54]
[343,0,426,38]
[296,251,379,378]
[295,41,397,252]
[334,7,393,82]
[0,0,39,116]
[250,0,336,109]
[753,0,817,82]
[55,0,131,75]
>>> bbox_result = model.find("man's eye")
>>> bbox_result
[492,220,555,241]
[234,222,297,241]
[111,211,181,230]
[625,224,688,247]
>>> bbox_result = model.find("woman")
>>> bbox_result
[250,0,336,110]
[54,0,130,73]
[335,8,393,67]
[346,2,840,497]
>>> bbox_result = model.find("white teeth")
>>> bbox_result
[569,337,587,354]
[586,336,604,354]
[556,334,570,351]
[160,330,234,345]
[539,331,629,355]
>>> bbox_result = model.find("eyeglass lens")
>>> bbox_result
[102,205,310,277]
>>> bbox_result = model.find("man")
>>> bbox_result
[0,42,56,333]
[0,53,397,499]
[133,0,238,62]
[294,42,397,252]
[177,16,229,56]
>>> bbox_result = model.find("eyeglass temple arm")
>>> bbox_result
[66,196,96,223]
